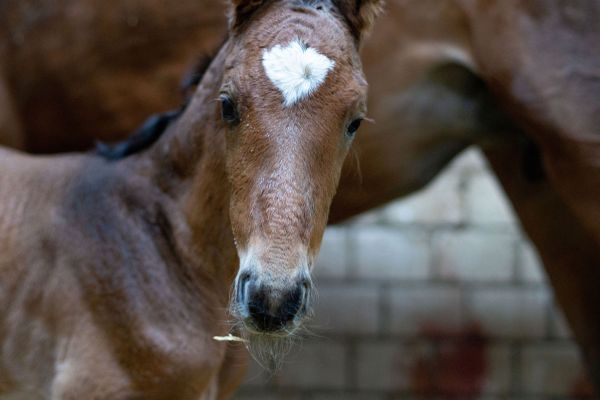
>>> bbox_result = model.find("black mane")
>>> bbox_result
[180,53,215,97]
[96,109,183,160]
[97,52,218,161]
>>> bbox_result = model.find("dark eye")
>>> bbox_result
[346,118,362,137]
[220,95,238,123]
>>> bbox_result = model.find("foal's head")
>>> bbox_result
[223,0,382,342]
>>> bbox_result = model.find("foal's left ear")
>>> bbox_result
[333,0,385,42]
[228,0,264,31]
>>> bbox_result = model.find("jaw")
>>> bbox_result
[228,308,308,371]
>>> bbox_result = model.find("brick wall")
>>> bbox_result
[233,148,597,400]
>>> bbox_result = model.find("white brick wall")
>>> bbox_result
[387,285,462,335]
[355,341,433,391]
[382,171,462,225]
[274,341,347,389]
[521,344,594,397]
[353,227,431,281]
[517,240,548,285]
[234,148,596,400]
[465,287,550,339]
[313,227,350,279]
[313,284,380,335]
[464,169,516,226]
[432,230,516,282]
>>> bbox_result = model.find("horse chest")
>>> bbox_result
[119,334,224,400]
[49,323,226,400]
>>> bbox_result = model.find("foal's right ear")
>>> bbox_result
[228,0,264,31]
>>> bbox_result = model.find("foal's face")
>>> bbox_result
[222,2,369,335]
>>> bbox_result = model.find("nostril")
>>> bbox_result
[299,277,312,310]
[240,271,252,283]
[236,271,252,303]
[300,285,309,314]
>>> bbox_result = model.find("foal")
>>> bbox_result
[0,0,382,398]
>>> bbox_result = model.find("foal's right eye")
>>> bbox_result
[220,95,238,124]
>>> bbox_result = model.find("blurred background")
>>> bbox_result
[233,148,595,400]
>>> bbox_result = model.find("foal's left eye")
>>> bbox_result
[346,118,362,138]
[220,95,238,124]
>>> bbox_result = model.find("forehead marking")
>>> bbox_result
[261,39,335,107]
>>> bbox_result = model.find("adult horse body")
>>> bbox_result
[0,1,381,398]
[2,0,600,393]
[2,0,597,238]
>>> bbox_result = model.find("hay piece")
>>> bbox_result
[213,334,248,343]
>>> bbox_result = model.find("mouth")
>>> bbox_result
[234,315,306,371]
[228,295,311,371]
[242,322,300,338]
[241,312,306,336]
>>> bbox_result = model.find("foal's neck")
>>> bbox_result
[126,43,238,295]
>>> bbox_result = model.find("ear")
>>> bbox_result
[228,0,265,31]
[333,0,385,42]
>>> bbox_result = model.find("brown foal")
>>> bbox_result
[0,1,382,398]
[2,0,600,393]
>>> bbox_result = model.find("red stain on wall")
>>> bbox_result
[409,323,488,399]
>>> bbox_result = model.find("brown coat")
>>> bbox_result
[1,0,599,392]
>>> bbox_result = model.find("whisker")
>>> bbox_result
[346,143,363,185]
[363,116,375,124]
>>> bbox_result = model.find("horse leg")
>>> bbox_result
[460,0,600,252]
[483,140,600,393]
[0,75,24,149]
